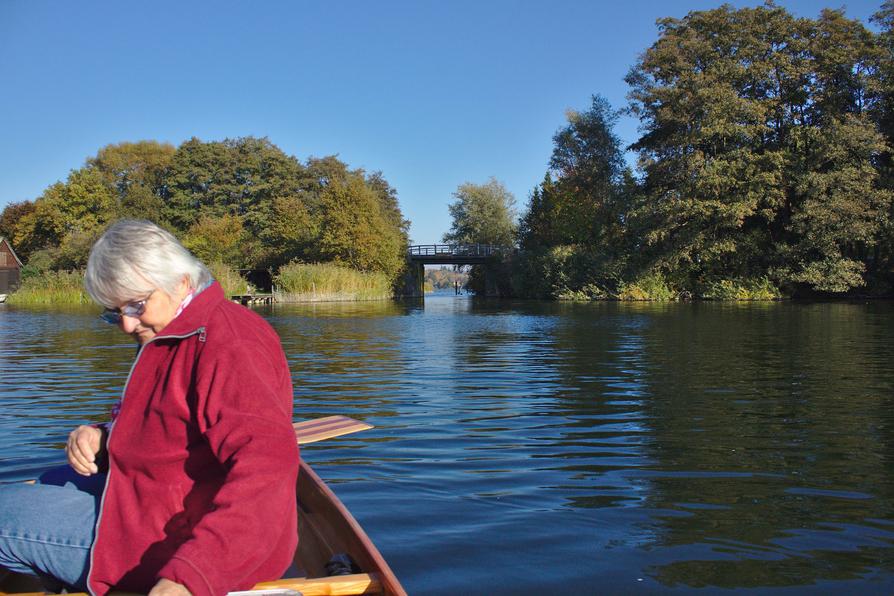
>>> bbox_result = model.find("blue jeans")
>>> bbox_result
[0,466,104,591]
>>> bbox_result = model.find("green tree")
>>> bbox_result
[163,137,306,232]
[626,4,798,282]
[625,3,889,294]
[318,173,404,278]
[780,116,891,291]
[255,195,318,268]
[182,213,249,268]
[518,176,563,250]
[14,168,116,267]
[443,178,517,246]
[13,190,66,260]
[0,200,35,245]
[871,2,894,290]
[551,96,628,247]
[88,141,176,219]
[367,171,410,249]
[5,136,410,282]
[520,95,630,254]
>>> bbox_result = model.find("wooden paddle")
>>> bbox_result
[293,415,374,445]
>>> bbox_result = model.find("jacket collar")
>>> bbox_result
[153,281,224,339]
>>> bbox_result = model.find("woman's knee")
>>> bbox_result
[0,482,96,590]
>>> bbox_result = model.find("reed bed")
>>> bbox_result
[7,270,92,305]
[9,263,251,306]
[274,262,393,302]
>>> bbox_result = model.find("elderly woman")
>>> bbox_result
[0,220,299,596]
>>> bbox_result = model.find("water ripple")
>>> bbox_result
[2,298,894,593]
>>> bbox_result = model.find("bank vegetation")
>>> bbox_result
[2,137,410,304]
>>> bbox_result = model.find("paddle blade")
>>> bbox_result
[293,416,373,445]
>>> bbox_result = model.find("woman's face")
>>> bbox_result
[117,278,190,344]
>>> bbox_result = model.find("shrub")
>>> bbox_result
[510,245,622,300]
[616,272,677,301]
[700,276,783,300]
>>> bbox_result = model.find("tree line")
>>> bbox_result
[425,267,469,291]
[7,2,894,301]
[447,2,894,299]
[0,137,410,283]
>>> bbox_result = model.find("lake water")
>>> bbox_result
[2,294,894,594]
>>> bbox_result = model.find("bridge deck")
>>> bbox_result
[407,244,506,265]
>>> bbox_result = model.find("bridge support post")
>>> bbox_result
[483,266,499,297]
[400,261,425,297]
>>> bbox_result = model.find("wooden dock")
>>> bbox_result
[231,294,275,305]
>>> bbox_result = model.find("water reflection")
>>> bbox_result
[626,302,894,588]
[1,298,893,593]
[0,305,132,480]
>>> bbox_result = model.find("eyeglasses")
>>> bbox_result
[100,294,152,325]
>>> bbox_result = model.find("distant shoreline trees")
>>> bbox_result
[424,267,468,291]
[0,137,410,286]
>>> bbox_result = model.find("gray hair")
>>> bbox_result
[85,219,212,307]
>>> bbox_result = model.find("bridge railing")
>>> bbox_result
[407,244,504,257]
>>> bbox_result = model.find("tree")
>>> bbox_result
[780,115,892,292]
[318,173,404,278]
[625,3,889,294]
[443,178,517,246]
[626,4,800,281]
[366,171,410,249]
[5,137,410,280]
[518,175,562,250]
[14,168,116,266]
[520,95,630,251]
[88,141,175,220]
[0,201,35,244]
[255,195,317,268]
[162,137,306,233]
[870,2,894,289]
[182,214,249,268]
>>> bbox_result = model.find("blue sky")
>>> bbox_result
[0,0,884,245]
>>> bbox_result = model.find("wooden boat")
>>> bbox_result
[0,416,406,596]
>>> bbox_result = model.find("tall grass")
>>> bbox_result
[7,270,92,305]
[9,264,253,306]
[274,262,393,302]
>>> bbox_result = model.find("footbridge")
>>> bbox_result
[407,244,505,265]
[403,244,511,297]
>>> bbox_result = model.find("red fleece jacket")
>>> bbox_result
[87,282,299,596]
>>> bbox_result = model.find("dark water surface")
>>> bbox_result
[2,296,894,594]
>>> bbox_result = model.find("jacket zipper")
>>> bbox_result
[86,326,206,595]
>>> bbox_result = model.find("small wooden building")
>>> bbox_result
[0,237,23,294]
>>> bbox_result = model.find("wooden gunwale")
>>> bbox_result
[260,459,406,596]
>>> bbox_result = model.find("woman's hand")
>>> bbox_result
[66,425,104,476]
[148,578,192,596]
